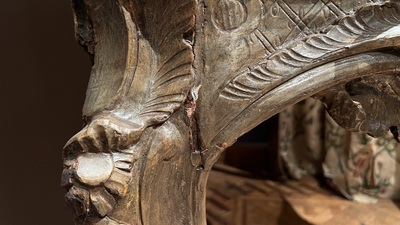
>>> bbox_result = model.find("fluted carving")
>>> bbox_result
[63,1,400,224]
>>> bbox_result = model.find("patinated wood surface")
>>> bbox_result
[63,1,400,224]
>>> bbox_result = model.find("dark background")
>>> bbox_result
[0,1,90,224]
[0,1,279,224]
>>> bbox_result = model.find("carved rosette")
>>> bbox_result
[61,115,138,224]
[64,0,197,224]
[64,0,400,225]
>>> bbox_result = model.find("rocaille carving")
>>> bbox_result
[64,1,400,224]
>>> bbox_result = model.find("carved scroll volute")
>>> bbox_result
[195,1,400,158]
[64,0,400,224]
[63,0,205,224]
[315,75,400,138]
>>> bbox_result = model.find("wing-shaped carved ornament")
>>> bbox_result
[77,0,195,141]
[220,3,400,101]
[63,1,400,225]
[63,0,196,224]
[196,2,400,148]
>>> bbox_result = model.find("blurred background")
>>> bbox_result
[2,1,400,225]
[0,1,90,224]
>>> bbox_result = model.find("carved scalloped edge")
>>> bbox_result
[219,2,400,101]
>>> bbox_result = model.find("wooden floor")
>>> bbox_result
[206,164,400,225]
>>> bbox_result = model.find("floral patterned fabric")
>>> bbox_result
[279,98,400,202]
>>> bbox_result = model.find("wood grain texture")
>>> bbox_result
[207,165,400,225]
[63,0,400,224]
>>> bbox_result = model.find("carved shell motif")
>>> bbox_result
[212,0,248,31]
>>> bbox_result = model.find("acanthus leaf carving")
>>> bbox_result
[316,75,400,138]
[63,0,196,224]
[63,1,400,225]
[81,0,195,142]
[124,2,194,127]
[219,2,400,102]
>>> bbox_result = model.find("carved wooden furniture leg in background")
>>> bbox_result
[62,1,400,224]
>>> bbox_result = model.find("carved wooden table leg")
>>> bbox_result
[63,1,400,224]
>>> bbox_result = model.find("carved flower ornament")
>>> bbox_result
[62,152,133,218]
[62,115,138,223]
